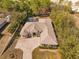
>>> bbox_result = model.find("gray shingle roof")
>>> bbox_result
[20,18,58,45]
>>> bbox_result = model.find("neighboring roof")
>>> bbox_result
[0,18,6,25]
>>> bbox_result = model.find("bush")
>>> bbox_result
[8,11,27,34]
[8,22,18,33]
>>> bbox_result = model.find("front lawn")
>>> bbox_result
[33,48,54,59]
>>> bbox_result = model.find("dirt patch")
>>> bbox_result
[0,37,22,59]
[0,49,23,59]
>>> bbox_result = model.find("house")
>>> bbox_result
[20,17,58,46]
[15,17,58,59]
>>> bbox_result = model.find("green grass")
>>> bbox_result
[33,48,54,59]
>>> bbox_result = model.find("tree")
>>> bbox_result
[29,0,50,15]
[0,0,14,11]
[29,0,40,15]
[39,0,50,15]
[40,0,50,7]
[7,0,32,33]
[50,5,79,59]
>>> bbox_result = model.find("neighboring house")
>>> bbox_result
[72,1,79,12]
[51,0,70,5]
[51,0,60,4]
[0,18,7,29]
[51,0,79,12]
[0,15,11,29]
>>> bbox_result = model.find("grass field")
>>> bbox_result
[33,48,54,59]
